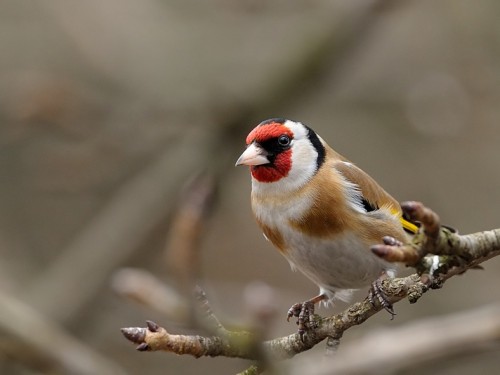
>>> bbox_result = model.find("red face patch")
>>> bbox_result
[250,149,292,183]
[246,123,294,145]
[245,121,294,183]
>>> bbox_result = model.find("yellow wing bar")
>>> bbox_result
[400,217,419,234]
[389,206,419,234]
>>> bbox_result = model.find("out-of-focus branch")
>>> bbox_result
[111,268,188,322]
[0,288,126,375]
[111,172,216,326]
[121,202,500,361]
[164,172,217,294]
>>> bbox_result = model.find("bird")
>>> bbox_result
[235,118,418,337]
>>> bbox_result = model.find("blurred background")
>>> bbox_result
[1,0,500,374]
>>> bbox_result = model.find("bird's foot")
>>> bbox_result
[368,276,396,319]
[287,295,325,340]
[287,300,316,339]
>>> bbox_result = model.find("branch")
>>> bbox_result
[120,274,420,360]
[371,201,500,279]
[121,320,254,359]
[121,201,500,362]
[291,302,500,375]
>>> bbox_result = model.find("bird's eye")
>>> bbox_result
[277,135,291,147]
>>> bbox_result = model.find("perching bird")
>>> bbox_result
[235,118,418,336]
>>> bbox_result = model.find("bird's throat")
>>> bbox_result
[250,150,292,183]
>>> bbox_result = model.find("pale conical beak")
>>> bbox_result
[235,143,270,166]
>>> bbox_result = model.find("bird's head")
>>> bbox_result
[236,118,326,190]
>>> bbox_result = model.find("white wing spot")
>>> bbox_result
[336,161,367,214]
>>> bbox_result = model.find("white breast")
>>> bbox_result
[284,231,391,293]
[252,193,392,303]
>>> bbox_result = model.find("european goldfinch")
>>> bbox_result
[236,118,418,335]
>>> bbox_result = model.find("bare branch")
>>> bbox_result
[372,201,500,269]
[121,323,255,359]
[291,302,500,375]
[120,276,420,360]
[121,202,500,362]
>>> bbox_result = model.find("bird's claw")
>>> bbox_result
[286,302,302,321]
[287,300,316,340]
[368,278,396,319]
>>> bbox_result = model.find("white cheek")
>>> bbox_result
[287,139,318,186]
[251,138,318,197]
